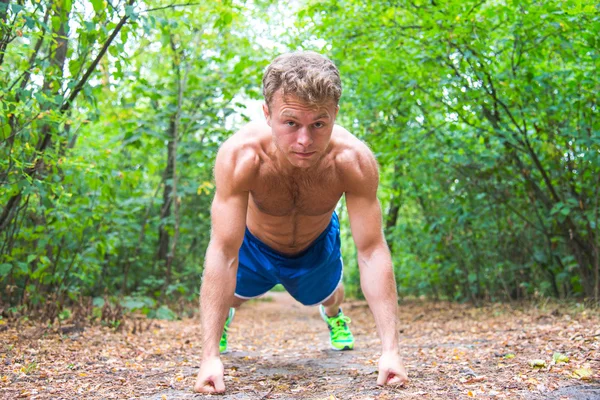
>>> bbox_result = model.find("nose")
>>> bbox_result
[296,127,313,148]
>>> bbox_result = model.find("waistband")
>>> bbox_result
[244,212,339,260]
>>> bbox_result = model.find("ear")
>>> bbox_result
[334,105,340,118]
[262,103,271,126]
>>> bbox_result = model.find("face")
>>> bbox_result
[263,90,339,169]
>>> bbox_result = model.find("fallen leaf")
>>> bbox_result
[464,376,486,384]
[552,353,569,363]
[571,368,592,380]
[528,359,547,369]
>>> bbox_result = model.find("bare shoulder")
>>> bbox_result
[330,125,379,194]
[215,121,269,192]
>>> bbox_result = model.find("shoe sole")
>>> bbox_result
[331,344,354,351]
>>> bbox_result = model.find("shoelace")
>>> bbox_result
[329,315,351,339]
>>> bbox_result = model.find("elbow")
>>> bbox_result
[357,242,388,264]
[208,236,242,258]
[205,241,240,272]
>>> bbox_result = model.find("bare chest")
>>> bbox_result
[250,170,343,216]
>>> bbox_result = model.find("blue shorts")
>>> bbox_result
[235,212,343,306]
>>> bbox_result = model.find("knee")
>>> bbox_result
[322,284,344,307]
[231,295,248,308]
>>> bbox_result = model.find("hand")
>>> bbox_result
[377,351,408,386]
[194,357,225,394]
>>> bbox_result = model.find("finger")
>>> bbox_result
[386,373,408,386]
[376,368,388,386]
[212,374,226,393]
[194,377,217,394]
[194,382,215,394]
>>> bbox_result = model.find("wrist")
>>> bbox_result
[202,353,221,362]
[381,338,399,353]
[202,345,221,359]
[382,346,399,354]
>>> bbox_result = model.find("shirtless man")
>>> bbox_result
[194,51,408,394]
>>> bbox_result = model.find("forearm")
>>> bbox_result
[200,243,238,359]
[358,245,399,353]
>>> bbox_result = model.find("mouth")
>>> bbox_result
[293,151,316,158]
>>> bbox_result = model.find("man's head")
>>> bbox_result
[262,51,342,169]
[262,51,342,109]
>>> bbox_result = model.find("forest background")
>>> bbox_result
[0,0,598,324]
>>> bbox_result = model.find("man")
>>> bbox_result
[194,51,408,394]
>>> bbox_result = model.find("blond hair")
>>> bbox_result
[262,51,342,108]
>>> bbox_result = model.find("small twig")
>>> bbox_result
[142,2,203,13]
[261,385,276,399]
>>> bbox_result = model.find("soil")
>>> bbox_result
[1,292,599,399]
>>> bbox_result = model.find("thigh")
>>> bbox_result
[235,234,279,299]
[279,213,343,306]
[280,254,343,306]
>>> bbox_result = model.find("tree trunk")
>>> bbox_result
[0,0,12,68]
[158,35,186,291]
[384,158,402,253]
[157,127,175,264]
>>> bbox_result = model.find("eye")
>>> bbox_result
[314,121,325,128]
[285,121,296,127]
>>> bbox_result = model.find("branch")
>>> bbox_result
[142,2,202,13]
[58,0,135,115]
[15,3,52,96]
[466,0,486,18]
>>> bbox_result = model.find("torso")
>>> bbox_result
[240,122,352,255]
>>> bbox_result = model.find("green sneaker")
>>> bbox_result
[319,305,354,351]
[220,308,235,354]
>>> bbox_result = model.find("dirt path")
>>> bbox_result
[1,292,599,399]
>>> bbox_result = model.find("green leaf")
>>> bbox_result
[9,3,24,13]
[17,262,29,274]
[552,352,569,363]
[92,297,105,307]
[154,305,177,321]
[125,5,138,21]
[31,263,50,279]
[121,298,145,310]
[529,359,547,369]
[571,367,592,380]
[91,0,103,14]
[0,263,12,277]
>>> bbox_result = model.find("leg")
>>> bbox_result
[321,283,345,317]
[319,283,354,351]
[218,294,249,354]
[231,294,248,309]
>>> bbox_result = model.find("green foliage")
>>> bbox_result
[0,0,274,316]
[298,0,600,302]
[1,0,598,316]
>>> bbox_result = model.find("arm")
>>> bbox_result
[195,141,255,394]
[344,147,408,386]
